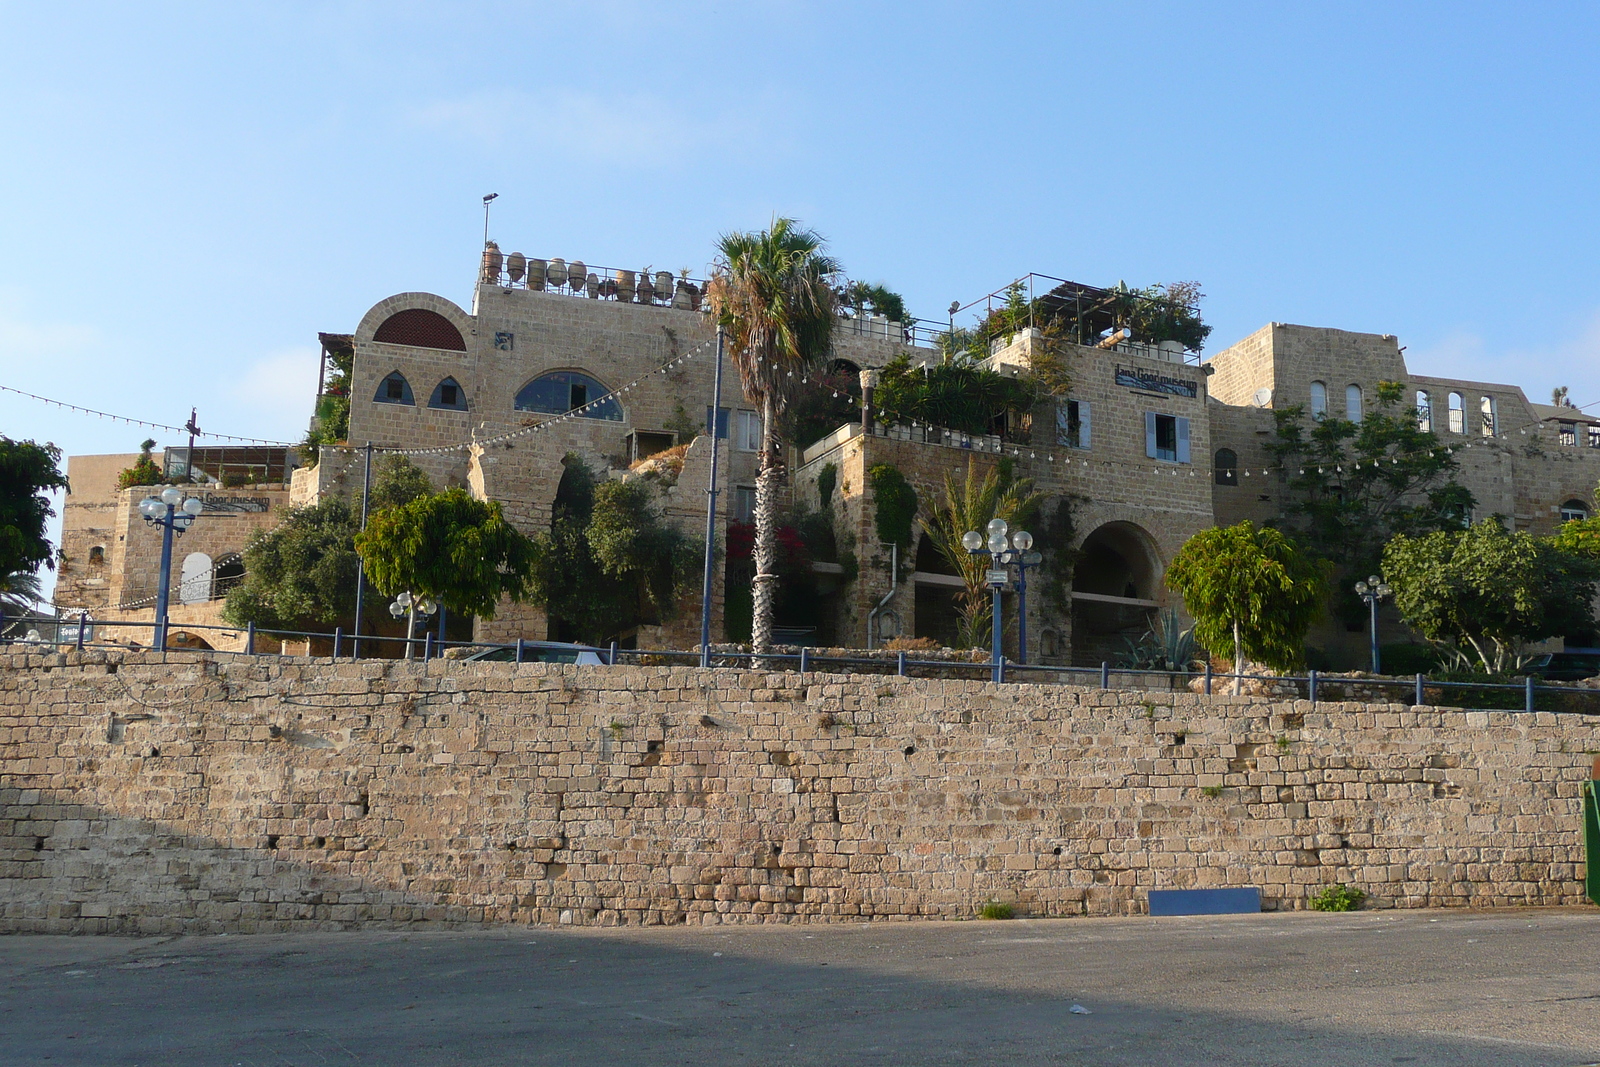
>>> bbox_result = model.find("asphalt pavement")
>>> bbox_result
[1,908,1597,1066]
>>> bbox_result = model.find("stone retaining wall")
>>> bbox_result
[1,650,1595,934]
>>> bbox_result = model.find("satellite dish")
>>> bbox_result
[1251,387,1273,408]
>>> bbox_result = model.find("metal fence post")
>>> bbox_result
[1100,661,1110,690]
[610,640,619,666]
[333,627,343,660]
[1415,673,1425,706]
[76,612,86,651]
[246,622,255,655]
[1204,662,1212,695]
[897,651,907,677]
[1308,669,1318,705]
[423,632,433,662]
[997,657,1006,684]
[799,647,810,674]
[1526,674,1535,714]
[515,638,525,664]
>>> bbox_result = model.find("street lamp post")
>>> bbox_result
[389,591,437,660]
[138,486,205,651]
[962,518,1038,681]
[1354,574,1393,674]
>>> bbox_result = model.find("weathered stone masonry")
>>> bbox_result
[1,650,1595,934]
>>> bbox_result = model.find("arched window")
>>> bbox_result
[213,554,245,596]
[514,371,623,421]
[1561,499,1589,523]
[179,552,212,605]
[1213,448,1238,485]
[1309,381,1328,420]
[1480,395,1497,436]
[1447,392,1464,434]
[1346,384,1363,422]
[88,545,105,565]
[428,377,468,411]
[1416,390,1432,432]
[375,371,414,405]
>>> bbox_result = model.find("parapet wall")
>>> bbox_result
[0,650,1595,934]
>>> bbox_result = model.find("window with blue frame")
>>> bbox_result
[514,371,622,420]
[1145,412,1190,463]
[375,371,414,405]
[428,377,468,411]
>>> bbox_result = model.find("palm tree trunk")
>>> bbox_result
[751,393,782,657]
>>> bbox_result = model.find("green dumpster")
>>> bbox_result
[1588,776,1600,907]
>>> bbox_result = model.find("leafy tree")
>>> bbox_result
[355,488,535,619]
[223,455,436,632]
[587,479,697,622]
[872,354,1042,437]
[1383,519,1600,673]
[223,498,362,630]
[116,438,164,489]
[0,436,69,594]
[1265,380,1474,621]
[1103,280,1212,352]
[367,454,433,513]
[1165,521,1327,678]
[527,458,638,644]
[706,218,840,654]
[839,280,908,324]
[301,341,353,465]
[782,362,861,450]
[921,458,1043,649]
[867,464,918,548]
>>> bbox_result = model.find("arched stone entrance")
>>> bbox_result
[1070,521,1163,666]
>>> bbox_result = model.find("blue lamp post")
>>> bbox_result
[962,518,1037,681]
[1354,574,1392,674]
[138,486,205,650]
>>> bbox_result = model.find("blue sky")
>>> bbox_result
[4,1,1600,577]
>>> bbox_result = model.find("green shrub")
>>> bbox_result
[1308,884,1365,912]
[978,900,1015,920]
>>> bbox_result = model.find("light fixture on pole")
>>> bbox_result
[482,192,499,246]
[962,518,1039,681]
[138,485,206,651]
[390,591,437,660]
[1353,574,1393,674]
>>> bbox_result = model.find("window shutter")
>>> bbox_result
[1056,404,1070,446]
[1176,417,1191,464]
[1145,412,1157,458]
[1080,402,1091,449]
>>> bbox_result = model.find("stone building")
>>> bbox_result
[53,246,1600,667]
[53,446,297,649]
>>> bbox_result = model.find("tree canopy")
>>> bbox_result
[223,498,362,630]
[0,436,69,591]
[1266,380,1474,575]
[116,438,164,489]
[223,455,434,631]
[356,488,535,619]
[872,354,1041,437]
[1165,521,1327,673]
[1383,519,1600,673]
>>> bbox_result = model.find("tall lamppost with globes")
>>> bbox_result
[389,591,437,659]
[1354,574,1392,674]
[961,518,1040,681]
[138,486,206,651]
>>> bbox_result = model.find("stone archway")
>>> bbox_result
[1070,521,1163,666]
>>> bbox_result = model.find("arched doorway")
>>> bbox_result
[1070,522,1162,666]
[179,552,212,605]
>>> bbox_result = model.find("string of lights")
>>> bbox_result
[0,385,299,446]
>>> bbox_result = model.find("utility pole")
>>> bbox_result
[699,329,725,667]
[351,443,374,658]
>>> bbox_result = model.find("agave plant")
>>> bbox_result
[1118,608,1202,672]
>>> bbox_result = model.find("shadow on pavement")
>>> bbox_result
[1,910,1597,1066]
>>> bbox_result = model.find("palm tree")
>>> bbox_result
[706,219,840,654]
[0,567,44,637]
[922,458,1044,649]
